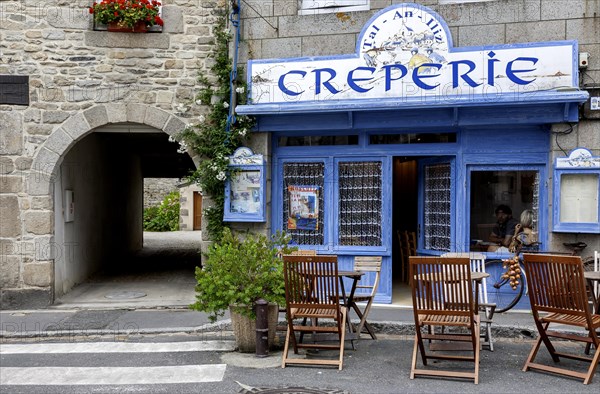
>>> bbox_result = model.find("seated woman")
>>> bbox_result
[509,209,539,253]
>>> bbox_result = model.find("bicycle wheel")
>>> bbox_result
[485,259,525,313]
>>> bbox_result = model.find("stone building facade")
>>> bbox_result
[0,0,222,308]
[233,0,600,305]
[1,0,599,309]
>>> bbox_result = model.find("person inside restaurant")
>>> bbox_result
[487,205,520,252]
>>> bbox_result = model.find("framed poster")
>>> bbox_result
[224,147,266,222]
[287,185,320,230]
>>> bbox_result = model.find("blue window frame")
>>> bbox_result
[553,148,600,234]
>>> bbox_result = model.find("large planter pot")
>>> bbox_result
[107,21,148,33]
[229,304,279,353]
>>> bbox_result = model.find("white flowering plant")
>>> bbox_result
[175,8,255,240]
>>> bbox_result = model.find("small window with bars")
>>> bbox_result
[423,163,451,251]
[338,161,382,246]
[283,162,325,245]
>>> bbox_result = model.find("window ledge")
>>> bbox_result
[84,31,169,49]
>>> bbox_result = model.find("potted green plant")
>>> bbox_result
[89,0,164,32]
[190,228,295,352]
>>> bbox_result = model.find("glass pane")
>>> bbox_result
[470,170,539,252]
[283,162,325,245]
[424,163,451,251]
[338,161,382,246]
[278,135,358,146]
[229,170,261,214]
[370,132,456,144]
[560,174,599,223]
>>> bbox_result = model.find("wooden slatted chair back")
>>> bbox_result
[283,255,340,312]
[354,256,382,296]
[523,254,589,318]
[410,256,474,318]
[441,252,487,304]
[288,250,317,256]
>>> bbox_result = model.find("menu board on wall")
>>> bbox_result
[559,174,599,223]
[230,170,261,214]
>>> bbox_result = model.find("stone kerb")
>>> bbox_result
[27,104,187,197]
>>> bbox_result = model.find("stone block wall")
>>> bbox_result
[0,0,225,308]
[143,178,179,209]
[240,1,599,84]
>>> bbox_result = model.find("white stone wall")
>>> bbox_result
[0,0,225,308]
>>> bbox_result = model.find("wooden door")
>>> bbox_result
[193,192,202,230]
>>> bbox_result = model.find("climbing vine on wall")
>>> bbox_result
[175,7,254,241]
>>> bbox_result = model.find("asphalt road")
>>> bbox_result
[1,333,598,393]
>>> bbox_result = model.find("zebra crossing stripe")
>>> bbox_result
[0,340,237,354]
[0,365,227,385]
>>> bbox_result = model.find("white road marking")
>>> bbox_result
[0,365,227,385]
[0,340,236,354]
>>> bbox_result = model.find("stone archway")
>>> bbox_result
[28,104,193,196]
[25,104,195,304]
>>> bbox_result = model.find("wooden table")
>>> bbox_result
[584,271,600,314]
[337,270,369,340]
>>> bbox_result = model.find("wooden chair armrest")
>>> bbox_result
[478,302,496,319]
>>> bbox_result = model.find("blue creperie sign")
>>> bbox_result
[246,3,579,106]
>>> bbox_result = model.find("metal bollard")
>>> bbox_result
[255,298,269,357]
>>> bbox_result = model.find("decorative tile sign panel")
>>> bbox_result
[246,3,579,106]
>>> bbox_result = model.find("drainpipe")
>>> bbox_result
[226,0,241,134]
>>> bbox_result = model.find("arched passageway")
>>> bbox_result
[28,105,202,306]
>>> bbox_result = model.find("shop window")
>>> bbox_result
[424,163,452,251]
[298,1,370,15]
[370,132,456,145]
[469,170,540,252]
[338,161,382,246]
[553,148,600,233]
[278,135,359,146]
[283,162,325,245]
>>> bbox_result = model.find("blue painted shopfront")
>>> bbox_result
[236,3,589,307]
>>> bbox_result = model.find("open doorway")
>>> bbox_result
[53,125,200,307]
[392,157,418,306]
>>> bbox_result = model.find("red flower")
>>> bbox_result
[155,15,163,26]
[88,7,94,14]
[114,11,119,16]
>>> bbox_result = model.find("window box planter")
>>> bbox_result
[107,21,148,33]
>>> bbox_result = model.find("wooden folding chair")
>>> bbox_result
[522,253,600,384]
[442,252,495,351]
[282,255,347,370]
[351,256,382,339]
[278,249,318,326]
[410,256,481,384]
